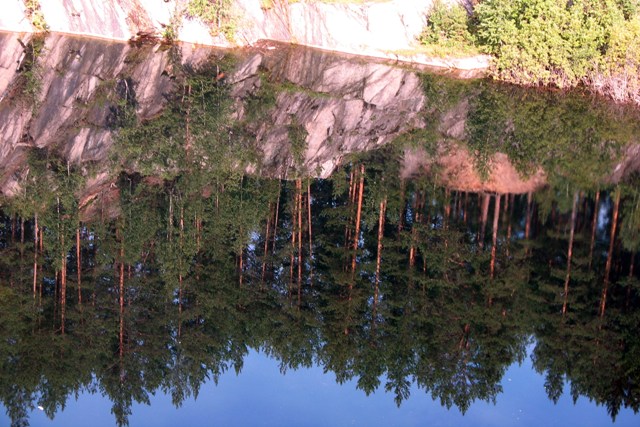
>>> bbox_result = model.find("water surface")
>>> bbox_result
[0,32,639,426]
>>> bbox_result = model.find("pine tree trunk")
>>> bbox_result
[374,198,387,318]
[77,227,82,304]
[351,165,365,273]
[307,182,313,285]
[600,189,620,318]
[261,202,272,286]
[589,190,601,270]
[33,213,38,299]
[479,193,490,249]
[297,179,303,306]
[490,195,501,279]
[562,192,579,316]
[119,256,125,359]
[525,191,533,240]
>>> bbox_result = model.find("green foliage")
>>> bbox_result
[113,55,252,181]
[23,0,48,32]
[161,25,177,43]
[242,71,279,123]
[14,36,46,108]
[185,0,236,40]
[593,14,640,102]
[287,119,308,174]
[418,0,478,56]
[474,0,640,94]
[419,72,640,190]
[420,0,474,45]
[1,164,640,425]
[161,7,185,43]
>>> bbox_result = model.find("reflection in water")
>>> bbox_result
[1,161,639,426]
[0,33,639,427]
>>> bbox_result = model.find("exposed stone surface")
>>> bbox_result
[0,0,490,73]
[0,0,32,32]
[0,33,29,101]
[0,34,176,189]
[608,144,640,184]
[237,45,426,178]
[1,34,626,203]
[39,0,131,40]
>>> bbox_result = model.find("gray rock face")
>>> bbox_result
[237,45,426,178]
[0,34,176,188]
[0,35,434,192]
[2,33,613,200]
[0,33,28,101]
[0,0,490,72]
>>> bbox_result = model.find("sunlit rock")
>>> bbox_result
[0,0,32,32]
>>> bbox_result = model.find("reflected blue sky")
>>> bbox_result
[3,347,638,427]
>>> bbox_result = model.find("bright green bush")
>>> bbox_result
[475,0,625,87]
[593,15,640,101]
[23,0,48,32]
[420,0,474,46]
[186,0,235,39]
[418,0,479,56]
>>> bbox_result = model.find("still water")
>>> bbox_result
[5,349,640,427]
[0,32,639,426]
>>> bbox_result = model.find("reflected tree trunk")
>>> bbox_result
[562,192,579,316]
[261,202,272,286]
[60,252,67,335]
[525,191,533,240]
[20,217,24,256]
[351,165,365,274]
[179,208,184,336]
[32,213,38,299]
[490,194,501,279]
[272,181,281,256]
[600,188,620,318]
[184,84,192,157]
[289,183,296,296]
[506,194,514,258]
[627,251,635,310]
[345,169,355,246]
[297,179,303,306]
[398,179,406,231]
[444,189,451,226]
[119,248,125,359]
[307,182,313,285]
[409,191,424,267]
[479,193,490,249]
[77,227,82,305]
[168,193,174,243]
[589,190,601,270]
[58,197,67,335]
[374,198,387,318]
[463,192,469,224]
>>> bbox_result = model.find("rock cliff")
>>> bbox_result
[0,0,490,71]
[0,34,543,199]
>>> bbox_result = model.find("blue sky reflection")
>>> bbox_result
[4,347,638,427]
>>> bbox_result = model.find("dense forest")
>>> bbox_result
[1,147,640,426]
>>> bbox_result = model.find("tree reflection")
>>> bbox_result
[1,42,640,427]
[1,152,639,426]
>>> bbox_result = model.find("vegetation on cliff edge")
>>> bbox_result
[420,0,640,105]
